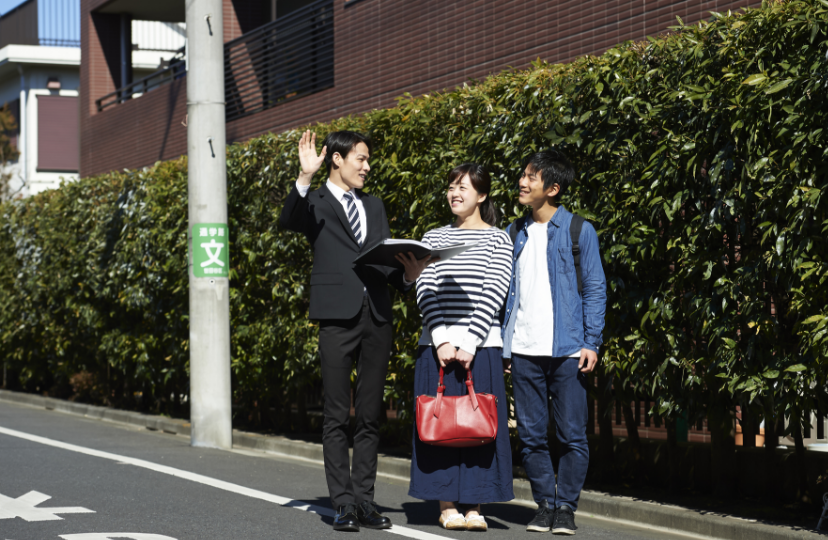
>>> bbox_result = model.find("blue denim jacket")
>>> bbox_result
[501,205,607,358]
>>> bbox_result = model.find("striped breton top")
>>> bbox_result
[416,225,514,354]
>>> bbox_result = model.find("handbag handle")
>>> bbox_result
[434,366,479,418]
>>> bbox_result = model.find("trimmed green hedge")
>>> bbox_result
[1,1,827,469]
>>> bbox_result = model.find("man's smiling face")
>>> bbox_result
[335,142,371,191]
[518,164,558,209]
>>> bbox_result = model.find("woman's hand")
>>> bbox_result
[395,251,439,282]
[435,342,456,367]
[297,130,327,185]
[455,349,474,370]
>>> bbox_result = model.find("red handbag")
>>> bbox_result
[416,366,498,448]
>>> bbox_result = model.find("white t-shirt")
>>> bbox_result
[511,218,580,358]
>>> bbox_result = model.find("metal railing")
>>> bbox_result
[38,0,80,47]
[224,0,334,122]
[0,0,80,49]
[95,0,334,118]
[96,58,186,112]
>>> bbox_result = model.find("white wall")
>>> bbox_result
[132,20,186,52]
[132,21,187,80]
[0,37,184,199]
[0,63,80,198]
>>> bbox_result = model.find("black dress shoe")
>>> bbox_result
[333,504,360,532]
[357,501,392,529]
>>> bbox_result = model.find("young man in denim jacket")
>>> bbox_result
[502,150,606,535]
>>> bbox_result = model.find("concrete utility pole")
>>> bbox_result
[186,0,232,449]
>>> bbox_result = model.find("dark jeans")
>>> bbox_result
[319,297,392,509]
[511,354,589,511]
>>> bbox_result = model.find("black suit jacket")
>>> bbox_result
[279,183,408,322]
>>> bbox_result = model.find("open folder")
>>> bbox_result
[353,239,478,269]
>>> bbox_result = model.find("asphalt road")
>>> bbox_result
[0,401,702,540]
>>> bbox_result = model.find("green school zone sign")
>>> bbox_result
[191,223,229,278]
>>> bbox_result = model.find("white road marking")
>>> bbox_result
[61,535,177,540]
[0,426,448,540]
[0,490,95,522]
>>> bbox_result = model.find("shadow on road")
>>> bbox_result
[294,496,531,531]
[399,500,530,530]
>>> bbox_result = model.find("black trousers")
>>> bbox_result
[319,297,392,509]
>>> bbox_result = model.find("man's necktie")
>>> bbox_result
[343,192,363,246]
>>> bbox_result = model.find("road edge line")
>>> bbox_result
[0,389,817,540]
[0,423,449,540]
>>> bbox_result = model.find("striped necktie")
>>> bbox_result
[343,191,363,246]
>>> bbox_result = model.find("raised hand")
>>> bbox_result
[297,130,327,185]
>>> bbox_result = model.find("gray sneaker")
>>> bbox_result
[526,500,555,532]
[552,505,577,535]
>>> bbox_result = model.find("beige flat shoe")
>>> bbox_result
[466,515,488,531]
[439,513,467,530]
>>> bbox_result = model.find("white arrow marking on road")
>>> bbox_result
[0,490,94,522]
[61,534,177,540]
[0,426,449,540]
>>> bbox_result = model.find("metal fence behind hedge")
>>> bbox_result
[224,0,334,122]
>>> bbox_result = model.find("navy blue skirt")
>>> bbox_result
[408,346,514,504]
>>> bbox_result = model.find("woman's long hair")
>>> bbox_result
[447,163,498,227]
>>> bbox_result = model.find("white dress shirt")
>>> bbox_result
[296,180,367,237]
[296,179,413,287]
[297,180,368,294]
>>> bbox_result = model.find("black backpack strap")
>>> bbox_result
[570,215,585,294]
[509,216,526,246]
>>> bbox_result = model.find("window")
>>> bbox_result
[37,95,79,172]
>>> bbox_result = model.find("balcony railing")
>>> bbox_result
[0,0,80,49]
[94,0,334,119]
[38,0,80,47]
[224,0,334,122]
[95,58,186,112]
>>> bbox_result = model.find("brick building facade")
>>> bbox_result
[80,0,760,177]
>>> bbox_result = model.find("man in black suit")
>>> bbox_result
[279,130,431,532]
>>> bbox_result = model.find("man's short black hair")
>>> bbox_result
[322,131,372,175]
[524,149,575,201]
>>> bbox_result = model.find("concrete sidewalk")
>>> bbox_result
[0,389,819,540]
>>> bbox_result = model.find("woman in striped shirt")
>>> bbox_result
[407,163,514,531]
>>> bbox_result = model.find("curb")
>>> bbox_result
[0,389,192,436]
[0,389,818,539]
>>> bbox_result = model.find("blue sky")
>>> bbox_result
[0,0,27,16]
